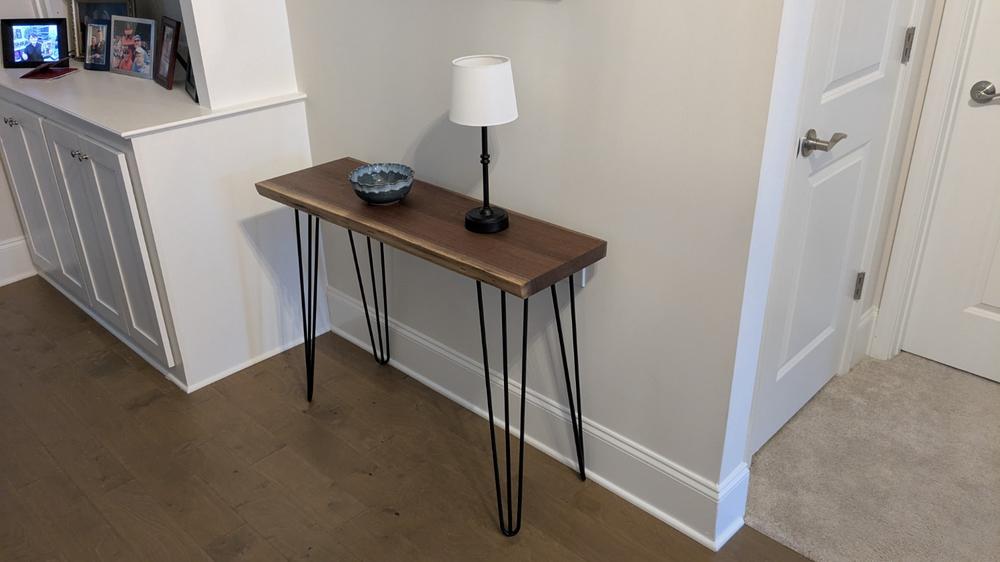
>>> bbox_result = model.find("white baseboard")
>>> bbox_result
[850,305,879,368]
[0,236,36,287]
[325,285,743,551]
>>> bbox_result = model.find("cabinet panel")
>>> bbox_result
[79,133,174,367]
[44,120,130,333]
[0,99,87,302]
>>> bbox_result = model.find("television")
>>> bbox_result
[2,19,69,69]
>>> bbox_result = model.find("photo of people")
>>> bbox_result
[109,16,154,79]
[10,24,60,63]
[76,1,130,45]
[85,22,107,66]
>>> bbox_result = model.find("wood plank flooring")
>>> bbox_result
[0,276,807,561]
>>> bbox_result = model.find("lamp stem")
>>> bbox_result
[481,126,491,212]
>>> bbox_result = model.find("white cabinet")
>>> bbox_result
[0,98,88,303]
[43,120,175,368]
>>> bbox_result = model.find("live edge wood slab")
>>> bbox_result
[256,157,607,298]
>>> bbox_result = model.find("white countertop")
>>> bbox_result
[0,62,305,139]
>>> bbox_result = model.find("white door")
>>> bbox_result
[0,100,88,302]
[902,1,1000,383]
[750,0,919,452]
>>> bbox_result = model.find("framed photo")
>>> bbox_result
[83,19,109,71]
[70,0,134,58]
[1,18,70,68]
[184,58,198,103]
[153,16,180,89]
[109,15,154,79]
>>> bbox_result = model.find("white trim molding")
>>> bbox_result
[326,285,745,551]
[0,236,36,287]
[871,0,979,360]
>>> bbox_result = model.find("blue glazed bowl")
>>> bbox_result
[349,163,414,205]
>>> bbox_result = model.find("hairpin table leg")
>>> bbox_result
[294,210,321,402]
[348,230,390,365]
[476,281,529,537]
[551,273,586,480]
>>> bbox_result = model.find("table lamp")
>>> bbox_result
[450,55,518,234]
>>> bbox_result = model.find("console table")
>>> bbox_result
[255,157,607,536]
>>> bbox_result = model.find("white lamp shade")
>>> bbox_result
[450,55,518,127]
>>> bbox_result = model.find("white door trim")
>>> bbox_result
[870,0,980,360]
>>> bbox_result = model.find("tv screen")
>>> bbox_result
[1,19,69,68]
[11,24,60,63]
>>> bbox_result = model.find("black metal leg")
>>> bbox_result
[348,230,390,365]
[476,281,529,537]
[551,274,586,481]
[295,210,321,402]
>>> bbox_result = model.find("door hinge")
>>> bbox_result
[853,272,866,301]
[901,26,916,64]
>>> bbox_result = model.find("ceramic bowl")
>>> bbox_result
[349,163,414,205]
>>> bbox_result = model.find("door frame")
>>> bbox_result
[870,0,978,360]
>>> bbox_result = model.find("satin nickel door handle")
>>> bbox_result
[971,80,1000,104]
[800,129,848,157]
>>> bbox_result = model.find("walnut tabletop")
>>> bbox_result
[256,157,607,298]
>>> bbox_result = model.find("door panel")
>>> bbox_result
[783,149,866,366]
[903,0,1000,381]
[750,0,916,453]
[826,1,895,93]
[984,242,1000,308]
[0,112,58,271]
[44,120,130,333]
[80,133,173,366]
[0,100,88,301]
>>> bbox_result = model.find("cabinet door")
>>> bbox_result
[43,121,174,368]
[78,133,174,368]
[45,121,130,333]
[0,100,88,302]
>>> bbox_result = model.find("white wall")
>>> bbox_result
[179,0,299,109]
[286,0,782,548]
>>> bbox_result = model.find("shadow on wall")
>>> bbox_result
[238,205,313,355]
[407,112,508,196]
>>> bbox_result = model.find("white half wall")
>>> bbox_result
[129,100,324,390]
[287,0,782,549]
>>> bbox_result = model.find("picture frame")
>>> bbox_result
[1,18,70,69]
[153,16,180,89]
[70,0,134,59]
[109,15,154,79]
[83,19,109,71]
[184,57,198,103]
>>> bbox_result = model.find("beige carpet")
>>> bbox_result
[746,353,1000,562]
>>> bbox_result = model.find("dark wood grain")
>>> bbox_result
[0,276,808,562]
[256,157,607,298]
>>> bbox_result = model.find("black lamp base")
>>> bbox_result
[465,206,509,234]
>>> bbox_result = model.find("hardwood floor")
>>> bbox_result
[0,276,807,561]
